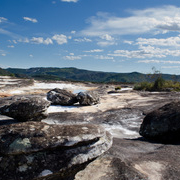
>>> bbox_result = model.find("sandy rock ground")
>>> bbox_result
[1,76,180,179]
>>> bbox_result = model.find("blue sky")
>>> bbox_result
[1,0,180,74]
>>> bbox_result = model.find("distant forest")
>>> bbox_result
[1,67,180,83]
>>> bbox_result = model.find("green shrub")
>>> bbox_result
[152,77,165,91]
[134,82,153,91]
[134,78,180,92]
[115,86,121,91]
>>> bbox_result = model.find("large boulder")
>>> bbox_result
[47,88,78,105]
[0,96,50,122]
[77,91,100,106]
[0,121,112,180]
[139,101,180,143]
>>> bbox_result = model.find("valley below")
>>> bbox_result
[0,76,180,180]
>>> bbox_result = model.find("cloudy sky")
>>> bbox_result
[1,0,180,74]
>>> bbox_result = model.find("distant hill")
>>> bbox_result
[0,68,14,76]
[6,67,180,83]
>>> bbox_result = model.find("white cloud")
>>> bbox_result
[138,60,180,64]
[31,37,53,45]
[7,45,14,48]
[74,37,92,42]
[0,17,7,23]
[18,38,30,43]
[29,54,33,58]
[52,34,68,45]
[97,34,116,46]
[109,45,180,59]
[137,36,180,47]
[100,34,114,41]
[61,0,78,2]
[44,38,53,45]
[13,40,18,44]
[81,6,180,37]
[124,40,134,45]
[31,37,44,44]
[84,49,104,53]
[0,50,6,57]
[64,55,82,60]
[18,35,68,45]
[97,41,116,47]
[95,55,114,60]
[71,31,76,34]
[0,28,16,38]
[23,17,38,23]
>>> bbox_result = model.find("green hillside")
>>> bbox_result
[6,67,180,83]
[0,68,14,76]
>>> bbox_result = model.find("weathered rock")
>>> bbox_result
[77,91,100,106]
[76,137,180,180]
[0,121,112,180]
[139,101,180,143]
[105,138,180,180]
[75,155,146,180]
[0,96,50,121]
[47,88,78,105]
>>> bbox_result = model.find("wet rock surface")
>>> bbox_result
[45,108,144,139]
[140,101,180,143]
[76,91,100,106]
[47,88,78,105]
[0,121,112,180]
[0,95,50,121]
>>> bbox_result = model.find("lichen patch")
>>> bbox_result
[9,138,32,153]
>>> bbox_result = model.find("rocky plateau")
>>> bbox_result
[0,76,180,180]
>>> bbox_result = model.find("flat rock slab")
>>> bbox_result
[106,138,180,180]
[75,155,146,180]
[44,108,144,139]
[0,122,112,180]
[75,138,180,180]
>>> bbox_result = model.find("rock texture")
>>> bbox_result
[77,91,99,106]
[75,137,180,180]
[0,96,50,121]
[47,88,78,105]
[139,101,180,143]
[0,121,112,180]
[75,155,146,180]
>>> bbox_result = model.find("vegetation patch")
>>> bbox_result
[134,77,180,92]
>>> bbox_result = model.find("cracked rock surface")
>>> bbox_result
[0,121,112,180]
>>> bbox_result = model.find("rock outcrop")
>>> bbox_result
[0,96,50,122]
[77,91,100,106]
[139,101,180,143]
[0,121,112,180]
[75,155,146,180]
[47,88,78,105]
